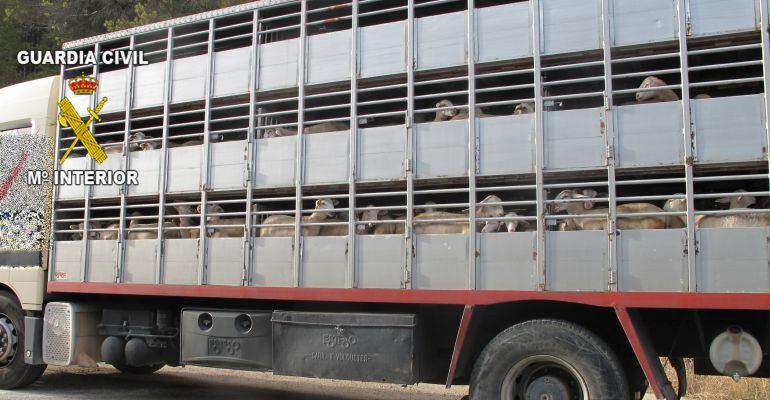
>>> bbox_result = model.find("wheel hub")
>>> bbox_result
[0,315,18,366]
[525,376,571,400]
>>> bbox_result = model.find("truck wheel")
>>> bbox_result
[0,291,47,389]
[469,319,629,400]
[112,362,164,374]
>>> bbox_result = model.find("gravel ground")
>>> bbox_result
[1,365,469,400]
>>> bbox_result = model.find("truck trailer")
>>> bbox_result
[1,0,770,399]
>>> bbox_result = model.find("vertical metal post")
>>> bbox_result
[244,9,260,286]
[466,0,478,290]
[348,0,359,288]
[405,0,416,290]
[116,35,136,283]
[676,0,697,292]
[601,0,618,291]
[197,20,216,285]
[80,43,100,283]
[48,64,67,283]
[155,27,174,284]
[759,0,770,195]
[531,0,546,290]
[293,2,308,287]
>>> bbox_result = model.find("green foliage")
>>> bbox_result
[0,0,251,87]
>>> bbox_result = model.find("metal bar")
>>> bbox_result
[154,27,174,285]
[197,20,216,286]
[445,305,474,388]
[115,34,136,284]
[293,0,308,288]
[347,0,359,288]
[531,0,546,291]
[47,63,66,284]
[405,0,416,290]
[688,60,762,72]
[243,8,259,287]
[760,0,770,206]
[80,42,100,284]
[467,0,478,291]
[689,77,764,88]
[601,0,618,292]
[676,0,697,292]
[687,42,762,55]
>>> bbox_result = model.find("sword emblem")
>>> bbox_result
[57,96,108,164]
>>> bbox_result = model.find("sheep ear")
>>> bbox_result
[715,197,731,204]
[69,224,79,230]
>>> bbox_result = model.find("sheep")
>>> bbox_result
[168,203,200,239]
[697,190,770,228]
[101,140,124,154]
[693,94,712,100]
[636,76,679,103]
[303,121,350,134]
[450,106,492,120]
[552,189,667,230]
[126,213,181,239]
[662,197,687,228]
[259,199,336,237]
[264,127,298,138]
[167,140,202,148]
[513,102,535,115]
[433,99,459,122]
[413,195,505,234]
[196,204,246,238]
[557,218,577,231]
[69,222,100,240]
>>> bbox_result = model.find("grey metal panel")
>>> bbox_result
[85,240,116,283]
[357,125,405,181]
[478,115,534,176]
[132,62,166,109]
[477,3,532,63]
[545,108,605,170]
[416,11,467,70]
[251,237,293,287]
[477,232,537,291]
[171,54,207,103]
[356,235,404,289]
[304,130,349,185]
[258,39,299,91]
[611,0,677,47]
[307,30,351,84]
[162,239,199,285]
[56,157,87,200]
[546,231,608,291]
[616,101,684,168]
[98,69,127,113]
[53,241,82,282]
[90,155,123,198]
[207,238,244,286]
[301,236,347,288]
[541,0,602,55]
[123,240,156,284]
[693,94,768,164]
[689,0,759,37]
[359,21,407,78]
[618,229,687,292]
[254,136,296,188]
[414,234,468,290]
[415,120,468,179]
[213,47,251,98]
[697,228,770,293]
[166,145,202,193]
[127,149,161,195]
[210,141,247,190]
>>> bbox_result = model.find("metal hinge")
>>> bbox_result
[686,16,693,36]
[608,269,617,286]
[405,158,412,172]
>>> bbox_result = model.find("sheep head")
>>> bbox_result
[477,195,504,218]
[436,99,458,119]
[553,189,595,214]
[263,128,279,138]
[504,211,519,232]
[138,141,157,151]
[663,196,687,213]
[313,198,337,219]
[716,190,756,209]
[69,222,100,240]
[359,206,389,234]
[513,102,535,115]
[636,76,670,102]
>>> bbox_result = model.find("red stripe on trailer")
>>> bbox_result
[46,282,770,310]
[446,305,474,388]
[615,306,677,400]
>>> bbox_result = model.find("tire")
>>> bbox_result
[0,291,47,389]
[469,319,630,400]
[112,362,164,375]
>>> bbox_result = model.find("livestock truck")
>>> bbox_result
[1,0,770,399]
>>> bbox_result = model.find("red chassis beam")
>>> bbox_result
[47,282,770,310]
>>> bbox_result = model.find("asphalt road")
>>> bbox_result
[1,365,469,400]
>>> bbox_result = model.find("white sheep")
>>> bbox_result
[697,190,770,228]
[126,213,181,239]
[304,121,349,134]
[68,221,100,240]
[513,102,535,115]
[196,204,246,238]
[263,127,297,138]
[168,203,200,239]
[636,76,679,103]
[662,197,687,228]
[259,199,336,237]
[433,99,459,122]
[553,189,667,230]
[413,195,505,234]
